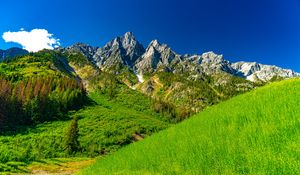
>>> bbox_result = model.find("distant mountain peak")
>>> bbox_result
[134,39,180,73]
[148,39,171,51]
[202,51,223,60]
[149,39,160,47]
[105,32,141,49]
[0,47,28,61]
[92,32,145,68]
[124,31,135,39]
[63,43,98,62]
[67,42,96,49]
[232,61,300,82]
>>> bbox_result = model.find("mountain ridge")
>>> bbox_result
[0,47,28,61]
[2,32,299,82]
[63,32,299,82]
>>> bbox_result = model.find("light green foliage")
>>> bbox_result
[0,87,169,173]
[0,51,75,80]
[138,71,255,114]
[77,89,170,157]
[81,78,300,175]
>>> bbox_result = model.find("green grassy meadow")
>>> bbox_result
[80,78,300,175]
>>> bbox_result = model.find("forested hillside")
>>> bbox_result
[0,51,86,131]
[0,83,170,173]
[0,50,171,173]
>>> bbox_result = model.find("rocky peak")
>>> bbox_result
[149,39,160,48]
[201,51,224,63]
[68,43,96,51]
[231,62,261,76]
[181,54,202,64]
[105,32,140,49]
[199,51,234,74]
[232,61,300,81]
[135,40,180,73]
[124,31,135,42]
[121,32,145,57]
[148,39,171,52]
[93,32,145,68]
[64,43,98,61]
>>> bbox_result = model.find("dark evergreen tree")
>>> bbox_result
[64,116,80,155]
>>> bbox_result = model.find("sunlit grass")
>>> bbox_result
[81,78,300,175]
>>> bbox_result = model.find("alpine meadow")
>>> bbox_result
[81,78,300,175]
[1,0,300,174]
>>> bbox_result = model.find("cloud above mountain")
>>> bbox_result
[2,29,60,52]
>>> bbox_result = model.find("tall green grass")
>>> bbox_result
[81,78,300,175]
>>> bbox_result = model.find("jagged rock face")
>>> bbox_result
[148,49,299,82]
[61,32,299,82]
[64,43,98,61]
[93,32,145,69]
[232,62,261,77]
[199,52,235,74]
[134,40,181,73]
[135,50,235,76]
[172,54,202,75]
[232,62,300,82]
[0,47,28,61]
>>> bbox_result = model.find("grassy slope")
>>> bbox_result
[81,78,300,175]
[0,88,169,173]
[0,51,74,79]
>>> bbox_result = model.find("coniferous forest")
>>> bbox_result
[0,51,87,132]
[0,76,86,130]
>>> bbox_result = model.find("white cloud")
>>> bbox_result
[2,29,60,52]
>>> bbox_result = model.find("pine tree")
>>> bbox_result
[65,116,80,155]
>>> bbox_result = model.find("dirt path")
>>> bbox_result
[21,158,95,175]
[133,133,144,141]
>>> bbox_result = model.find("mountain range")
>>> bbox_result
[62,32,299,82]
[1,32,298,82]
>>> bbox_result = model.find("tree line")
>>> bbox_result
[0,75,87,131]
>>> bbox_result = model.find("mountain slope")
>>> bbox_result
[62,34,258,114]
[64,43,98,62]
[55,33,298,115]
[0,47,28,61]
[0,50,89,131]
[0,50,76,79]
[81,78,300,175]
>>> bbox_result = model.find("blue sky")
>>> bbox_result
[1,0,300,71]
